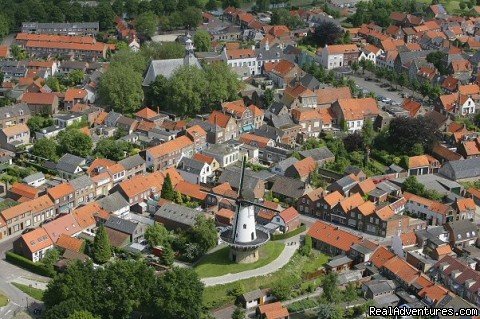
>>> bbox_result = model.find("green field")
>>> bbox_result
[195,242,284,278]
[416,0,460,13]
[202,251,328,309]
[0,291,8,307]
[11,283,44,301]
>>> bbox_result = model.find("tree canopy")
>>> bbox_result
[135,11,158,38]
[148,62,240,115]
[31,137,58,162]
[313,21,345,47]
[94,138,133,161]
[98,64,144,114]
[161,173,175,201]
[58,129,93,158]
[384,116,438,155]
[92,224,112,264]
[193,30,211,52]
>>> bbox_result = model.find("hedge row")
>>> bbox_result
[271,224,307,241]
[5,251,51,277]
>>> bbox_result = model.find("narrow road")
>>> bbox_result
[201,237,300,287]
[0,236,48,319]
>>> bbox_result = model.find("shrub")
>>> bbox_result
[271,224,307,241]
[6,251,51,277]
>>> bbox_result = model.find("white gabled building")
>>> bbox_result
[319,44,360,70]
[359,44,384,65]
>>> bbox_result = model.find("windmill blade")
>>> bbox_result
[237,155,247,198]
[231,202,242,243]
[242,200,281,213]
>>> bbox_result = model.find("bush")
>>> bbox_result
[6,251,52,277]
[271,224,306,241]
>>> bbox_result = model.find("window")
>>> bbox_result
[243,224,246,229]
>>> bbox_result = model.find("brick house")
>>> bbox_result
[21,92,59,115]
[296,187,325,215]
[13,228,54,262]
[307,220,362,256]
[145,136,194,171]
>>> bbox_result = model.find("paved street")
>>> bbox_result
[0,236,48,319]
[348,74,404,104]
[201,237,300,287]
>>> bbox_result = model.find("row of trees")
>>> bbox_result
[146,62,242,116]
[348,0,420,27]
[43,260,204,319]
[31,128,93,161]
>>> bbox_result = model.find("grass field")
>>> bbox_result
[0,291,8,307]
[11,283,43,301]
[202,251,328,309]
[416,0,460,13]
[195,242,284,278]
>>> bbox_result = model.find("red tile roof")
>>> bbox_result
[279,207,299,223]
[370,246,395,268]
[146,136,193,158]
[307,220,362,253]
[21,92,57,105]
[42,214,81,243]
[21,228,53,253]
[56,233,84,252]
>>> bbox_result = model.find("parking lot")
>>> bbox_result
[349,74,405,104]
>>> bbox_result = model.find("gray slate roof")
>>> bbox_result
[98,192,129,213]
[105,216,139,235]
[271,176,310,199]
[143,55,201,86]
[23,172,45,184]
[154,202,201,227]
[447,220,477,242]
[118,154,145,170]
[299,147,334,162]
[178,157,206,175]
[272,157,298,173]
[440,158,480,180]
[69,175,93,190]
[0,103,31,119]
[57,153,85,174]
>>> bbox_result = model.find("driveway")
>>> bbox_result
[201,237,300,287]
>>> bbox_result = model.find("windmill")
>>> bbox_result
[215,156,279,263]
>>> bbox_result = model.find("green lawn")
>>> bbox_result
[202,251,329,309]
[11,283,44,301]
[195,242,284,278]
[0,291,8,307]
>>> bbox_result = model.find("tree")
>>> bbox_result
[343,282,358,302]
[271,276,297,300]
[136,11,158,38]
[46,76,62,92]
[402,176,425,196]
[313,21,344,47]
[231,307,246,319]
[67,70,85,86]
[270,8,304,29]
[300,234,312,256]
[203,62,241,108]
[190,215,217,255]
[459,1,466,10]
[182,7,202,29]
[0,71,3,84]
[42,248,60,276]
[111,49,148,74]
[161,244,175,266]
[96,2,116,30]
[0,13,9,40]
[206,0,218,10]
[362,118,374,147]
[161,173,175,201]
[193,30,211,52]
[322,273,341,302]
[174,190,183,204]
[98,64,144,114]
[426,51,448,75]
[27,116,54,132]
[343,132,364,152]
[317,303,344,319]
[10,45,27,60]
[153,267,204,319]
[351,61,359,74]
[67,311,99,319]
[145,223,171,247]
[58,129,93,157]
[94,138,132,161]
[92,225,112,264]
[386,116,438,154]
[31,138,58,161]
[263,88,274,108]
[141,42,184,60]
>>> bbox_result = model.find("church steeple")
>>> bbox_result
[184,33,196,66]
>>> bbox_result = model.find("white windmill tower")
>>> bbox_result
[217,157,275,263]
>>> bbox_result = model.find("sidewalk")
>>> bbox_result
[201,238,300,287]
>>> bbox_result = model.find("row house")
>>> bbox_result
[282,84,317,109]
[296,187,325,215]
[307,220,362,256]
[264,59,304,88]
[23,40,108,61]
[358,44,384,64]
[319,44,360,70]
[185,125,207,153]
[70,175,96,207]
[207,111,238,142]
[0,195,55,239]
[47,183,75,214]
[144,136,194,171]
[21,22,99,36]
[13,227,54,262]
[222,100,264,133]
[0,124,30,152]
[430,255,480,306]
[404,192,453,225]
[0,103,31,129]
[222,47,258,76]
[291,107,322,138]
[436,92,476,116]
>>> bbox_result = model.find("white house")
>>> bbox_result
[359,44,384,65]
[319,44,359,70]
[222,47,259,76]
[404,192,451,225]
[13,228,54,262]
[23,172,46,187]
[177,157,213,184]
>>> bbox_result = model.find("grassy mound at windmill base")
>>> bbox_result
[195,242,284,278]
